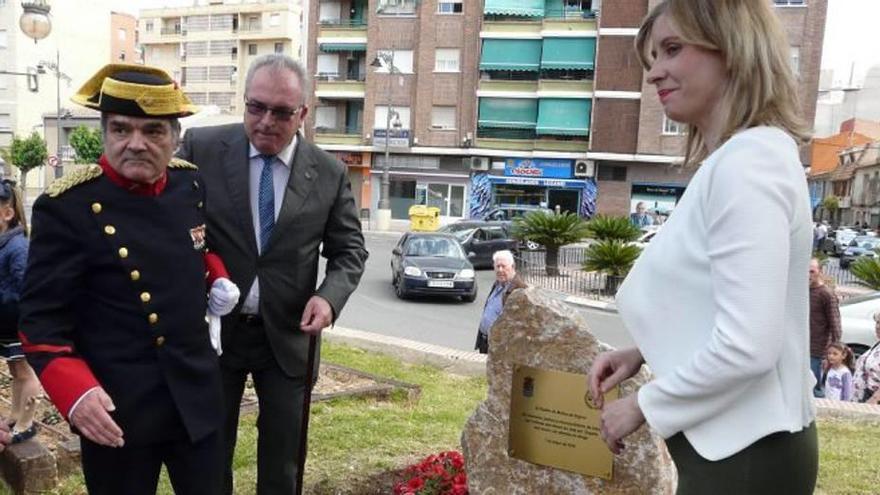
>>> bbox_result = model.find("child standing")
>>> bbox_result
[0,179,40,443]
[823,342,855,402]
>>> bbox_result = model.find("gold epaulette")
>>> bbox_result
[168,157,198,170]
[47,164,103,198]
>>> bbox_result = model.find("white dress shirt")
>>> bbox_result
[616,126,816,461]
[240,136,297,314]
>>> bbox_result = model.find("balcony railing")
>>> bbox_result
[315,73,367,82]
[316,126,362,135]
[161,27,182,35]
[239,23,263,32]
[542,9,597,20]
[318,18,368,27]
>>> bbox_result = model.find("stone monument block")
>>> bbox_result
[461,288,677,494]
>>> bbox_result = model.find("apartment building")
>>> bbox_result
[111,11,140,64]
[0,0,114,186]
[305,0,827,225]
[139,0,303,117]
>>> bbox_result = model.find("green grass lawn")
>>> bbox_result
[33,343,880,494]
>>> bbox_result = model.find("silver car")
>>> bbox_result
[839,291,880,356]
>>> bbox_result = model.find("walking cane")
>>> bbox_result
[295,334,318,495]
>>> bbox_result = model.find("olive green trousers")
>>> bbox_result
[666,422,818,495]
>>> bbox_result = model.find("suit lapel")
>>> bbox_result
[270,137,318,248]
[222,131,259,256]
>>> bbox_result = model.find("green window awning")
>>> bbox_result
[319,43,367,52]
[484,0,544,17]
[478,98,539,129]
[536,98,591,136]
[479,39,542,72]
[541,37,596,70]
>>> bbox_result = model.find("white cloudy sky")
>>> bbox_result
[127,0,880,87]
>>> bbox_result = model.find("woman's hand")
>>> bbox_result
[588,347,644,409]
[600,394,646,454]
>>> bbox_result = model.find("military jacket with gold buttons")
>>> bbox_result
[19,160,222,446]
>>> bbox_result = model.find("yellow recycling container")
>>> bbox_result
[408,205,441,231]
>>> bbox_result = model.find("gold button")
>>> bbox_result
[130,270,141,281]
[155,335,165,346]
[148,313,159,324]
[91,203,103,214]
[104,225,116,235]
[118,247,129,258]
[140,292,151,303]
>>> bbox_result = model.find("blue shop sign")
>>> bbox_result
[503,158,573,179]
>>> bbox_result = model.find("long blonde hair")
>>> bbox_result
[635,0,810,167]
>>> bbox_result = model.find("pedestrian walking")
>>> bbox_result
[475,250,526,354]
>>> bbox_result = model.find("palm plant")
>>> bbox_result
[512,211,591,276]
[850,256,880,290]
[582,240,642,277]
[585,215,642,242]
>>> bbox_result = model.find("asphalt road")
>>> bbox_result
[331,232,634,351]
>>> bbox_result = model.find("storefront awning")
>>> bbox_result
[541,37,597,70]
[488,176,587,189]
[478,98,539,129]
[479,39,543,72]
[536,98,591,136]
[319,43,367,52]
[484,0,544,17]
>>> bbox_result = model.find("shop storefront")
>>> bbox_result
[334,151,370,213]
[470,157,596,218]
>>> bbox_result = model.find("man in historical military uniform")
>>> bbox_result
[19,64,238,494]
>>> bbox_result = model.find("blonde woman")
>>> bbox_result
[588,0,816,492]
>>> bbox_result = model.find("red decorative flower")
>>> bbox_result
[394,451,469,495]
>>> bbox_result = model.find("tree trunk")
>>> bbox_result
[19,169,27,206]
[545,246,560,276]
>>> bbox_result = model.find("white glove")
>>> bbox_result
[208,313,223,356]
[208,278,240,316]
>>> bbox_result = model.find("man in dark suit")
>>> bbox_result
[475,250,527,354]
[20,63,237,494]
[178,54,368,494]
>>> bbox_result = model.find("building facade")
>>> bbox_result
[0,0,114,189]
[111,11,140,64]
[305,0,827,227]
[139,0,303,118]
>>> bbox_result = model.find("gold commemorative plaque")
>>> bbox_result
[508,364,617,479]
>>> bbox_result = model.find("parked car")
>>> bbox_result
[390,232,478,302]
[482,204,553,222]
[839,291,880,357]
[437,221,518,269]
[839,235,880,268]
[822,228,858,256]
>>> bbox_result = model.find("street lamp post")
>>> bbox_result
[370,48,398,231]
[19,1,70,179]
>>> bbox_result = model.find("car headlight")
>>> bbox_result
[404,266,422,277]
[457,269,475,280]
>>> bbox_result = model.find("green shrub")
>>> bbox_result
[586,215,642,242]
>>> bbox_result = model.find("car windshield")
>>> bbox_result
[439,223,475,233]
[405,237,464,258]
[856,237,880,249]
[448,229,475,242]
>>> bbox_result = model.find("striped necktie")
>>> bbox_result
[258,154,275,251]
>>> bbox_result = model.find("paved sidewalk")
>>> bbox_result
[324,326,880,420]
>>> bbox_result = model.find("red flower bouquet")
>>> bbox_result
[393,450,468,495]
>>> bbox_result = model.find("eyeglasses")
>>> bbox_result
[0,179,16,201]
[244,99,303,122]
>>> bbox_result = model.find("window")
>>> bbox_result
[248,43,257,55]
[210,14,233,31]
[662,116,685,136]
[274,42,284,54]
[319,1,342,23]
[317,54,340,77]
[210,40,236,56]
[185,15,210,32]
[185,41,208,58]
[208,66,235,81]
[145,21,154,32]
[270,13,281,27]
[374,106,411,130]
[790,47,800,76]
[375,50,414,73]
[184,66,207,83]
[597,165,627,182]
[208,92,235,107]
[434,49,460,72]
[118,28,126,41]
[315,106,338,129]
[377,0,417,15]
[431,106,456,130]
[185,92,207,105]
[438,0,462,14]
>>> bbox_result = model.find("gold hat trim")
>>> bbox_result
[98,78,198,116]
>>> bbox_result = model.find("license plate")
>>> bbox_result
[427,280,455,288]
